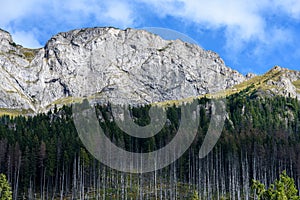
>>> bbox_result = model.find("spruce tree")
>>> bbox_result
[0,173,12,200]
[252,171,300,200]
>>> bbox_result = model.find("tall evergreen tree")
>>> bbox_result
[252,171,300,200]
[0,173,12,200]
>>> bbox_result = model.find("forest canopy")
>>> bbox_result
[0,90,299,199]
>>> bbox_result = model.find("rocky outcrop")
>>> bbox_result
[0,29,40,112]
[0,27,246,113]
[265,66,300,99]
[245,72,257,80]
[0,29,15,53]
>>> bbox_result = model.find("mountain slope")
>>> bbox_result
[211,66,300,99]
[0,27,299,115]
[0,27,245,113]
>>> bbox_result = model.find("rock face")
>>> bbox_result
[265,66,300,99]
[0,29,40,112]
[0,27,246,113]
[1,28,299,114]
[245,72,257,80]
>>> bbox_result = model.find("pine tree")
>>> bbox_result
[252,171,300,200]
[0,173,12,200]
[190,190,199,200]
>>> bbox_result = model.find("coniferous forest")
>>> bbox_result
[0,89,300,199]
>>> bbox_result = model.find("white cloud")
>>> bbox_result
[0,0,41,27]
[273,0,300,19]
[0,0,136,47]
[1,0,300,53]
[102,1,135,28]
[63,0,101,14]
[11,31,42,48]
[137,0,300,56]
[182,1,265,40]
[138,0,266,40]
[40,0,135,28]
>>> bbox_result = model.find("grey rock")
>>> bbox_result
[245,73,257,80]
[265,66,300,99]
[2,27,296,113]
[0,29,16,53]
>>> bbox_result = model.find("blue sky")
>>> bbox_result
[1,0,300,75]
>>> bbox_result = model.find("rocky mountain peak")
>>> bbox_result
[224,65,300,100]
[268,65,289,73]
[0,29,16,53]
[245,73,257,80]
[0,29,12,41]
[0,27,247,113]
[42,27,245,102]
[265,67,300,99]
[0,27,298,115]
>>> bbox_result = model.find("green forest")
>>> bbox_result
[0,88,300,199]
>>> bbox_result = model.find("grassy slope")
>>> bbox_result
[213,67,287,97]
[0,108,34,117]
[293,80,300,93]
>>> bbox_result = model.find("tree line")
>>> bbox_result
[0,89,299,199]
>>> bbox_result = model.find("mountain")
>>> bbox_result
[0,27,300,200]
[211,65,300,99]
[0,27,299,115]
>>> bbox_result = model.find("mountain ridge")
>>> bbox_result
[0,27,299,115]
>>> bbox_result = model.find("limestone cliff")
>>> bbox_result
[0,27,246,113]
